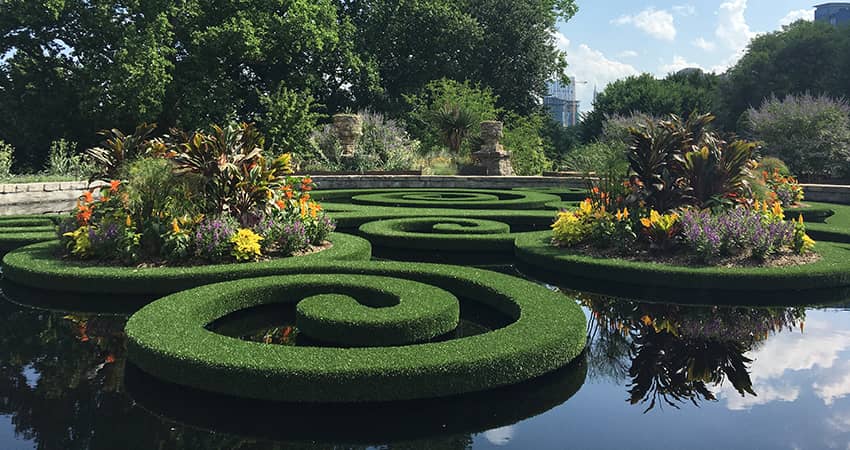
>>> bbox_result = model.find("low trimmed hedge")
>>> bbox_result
[313,188,559,211]
[358,217,518,252]
[0,214,60,256]
[125,261,587,402]
[1,232,372,295]
[294,275,459,346]
[806,202,850,244]
[515,230,850,294]
[513,187,588,202]
[786,203,836,222]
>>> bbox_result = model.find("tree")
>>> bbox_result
[338,0,578,114]
[503,114,552,175]
[404,79,500,156]
[746,94,850,181]
[0,0,364,167]
[717,20,850,131]
[581,71,720,142]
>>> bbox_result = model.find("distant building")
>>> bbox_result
[815,3,850,26]
[544,79,580,127]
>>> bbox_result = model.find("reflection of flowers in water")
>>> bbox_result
[581,294,805,412]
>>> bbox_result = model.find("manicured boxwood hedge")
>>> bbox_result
[0,214,61,256]
[805,202,850,244]
[786,203,836,222]
[358,217,519,252]
[515,230,850,294]
[313,188,560,211]
[1,232,372,295]
[124,261,587,402]
[513,187,588,202]
[294,275,459,346]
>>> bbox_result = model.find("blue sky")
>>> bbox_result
[556,0,822,110]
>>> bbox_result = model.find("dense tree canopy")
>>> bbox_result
[717,20,850,131]
[0,0,577,168]
[581,71,719,142]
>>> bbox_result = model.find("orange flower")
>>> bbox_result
[83,191,94,203]
[76,203,92,224]
[282,326,292,338]
[276,200,287,210]
[109,180,121,193]
[640,315,653,326]
[104,354,116,364]
[303,176,313,185]
[301,193,310,201]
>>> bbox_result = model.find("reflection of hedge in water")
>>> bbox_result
[125,263,587,402]
[124,355,586,445]
[0,214,60,256]
[583,295,805,412]
[2,233,372,296]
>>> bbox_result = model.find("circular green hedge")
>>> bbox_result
[0,214,60,256]
[805,202,850,244]
[294,275,459,346]
[333,189,558,210]
[1,232,372,296]
[358,217,517,252]
[513,187,588,201]
[786,203,836,222]
[124,261,587,402]
[515,230,850,294]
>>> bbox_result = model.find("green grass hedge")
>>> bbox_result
[313,188,560,210]
[294,275,459,346]
[513,187,588,202]
[0,214,61,256]
[358,217,519,252]
[805,202,850,244]
[1,232,372,296]
[124,261,587,402]
[786,203,836,222]
[515,230,850,294]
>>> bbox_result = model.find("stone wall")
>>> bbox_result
[3,177,850,216]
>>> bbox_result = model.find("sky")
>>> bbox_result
[556,0,824,111]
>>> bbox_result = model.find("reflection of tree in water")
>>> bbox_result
[581,294,805,413]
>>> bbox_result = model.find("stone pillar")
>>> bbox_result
[332,114,363,158]
[472,120,513,176]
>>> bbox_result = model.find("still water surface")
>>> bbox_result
[2,270,850,449]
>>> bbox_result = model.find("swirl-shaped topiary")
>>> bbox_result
[0,214,60,256]
[124,261,587,402]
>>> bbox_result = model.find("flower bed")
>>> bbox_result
[124,262,587,402]
[1,233,371,295]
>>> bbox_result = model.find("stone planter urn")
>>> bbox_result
[472,120,513,176]
[333,113,363,158]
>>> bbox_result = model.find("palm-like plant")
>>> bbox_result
[85,123,156,182]
[433,103,477,154]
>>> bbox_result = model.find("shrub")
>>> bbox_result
[561,141,627,175]
[747,94,850,180]
[47,139,91,178]
[0,140,14,179]
[194,217,238,263]
[230,228,263,261]
[306,110,420,172]
[257,85,323,159]
[503,114,552,175]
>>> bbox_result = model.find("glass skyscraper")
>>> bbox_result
[544,78,580,127]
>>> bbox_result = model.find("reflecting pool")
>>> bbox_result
[3,271,850,449]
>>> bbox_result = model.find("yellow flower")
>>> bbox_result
[802,234,816,252]
[125,215,132,227]
[615,208,630,222]
[579,199,593,216]
[640,315,653,326]
[230,228,263,261]
[171,218,181,234]
[798,214,804,225]
[772,202,785,220]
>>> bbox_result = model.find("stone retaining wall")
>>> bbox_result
[2,177,850,216]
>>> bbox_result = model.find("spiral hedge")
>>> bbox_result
[805,202,850,244]
[294,275,460,346]
[515,230,850,295]
[359,217,519,252]
[125,262,587,402]
[1,232,372,296]
[0,214,60,256]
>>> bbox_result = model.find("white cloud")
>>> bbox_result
[815,361,850,406]
[618,50,639,58]
[714,0,757,71]
[721,382,799,411]
[658,55,705,75]
[613,8,677,41]
[779,9,815,27]
[672,4,696,16]
[483,426,515,446]
[693,37,717,52]
[554,32,639,111]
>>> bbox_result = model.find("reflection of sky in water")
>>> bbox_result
[0,416,34,450]
[474,308,850,450]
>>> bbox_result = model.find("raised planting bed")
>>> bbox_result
[1,232,372,296]
[125,262,587,402]
[515,230,850,295]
